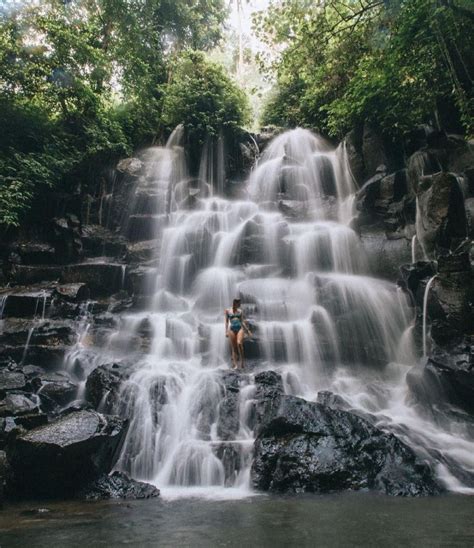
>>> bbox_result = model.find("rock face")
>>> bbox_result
[78,471,159,500]
[85,364,124,411]
[407,252,474,414]
[251,394,440,496]
[7,410,127,498]
[415,172,468,258]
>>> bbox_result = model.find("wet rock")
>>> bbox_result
[78,471,159,500]
[407,150,441,193]
[52,216,83,263]
[217,383,240,441]
[0,392,40,417]
[17,243,56,265]
[128,266,156,296]
[0,344,69,369]
[38,375,78,408]
[54,283,90,302]
[360,227,411,281]
[0,320,75,352]
[127,214,162,242]
[117,157,143,177]
[0,450,11,506]
[355,172,386,222]
[0,287,53,318]
[343,128,365,185]
[429,252,474,345]
[416,172,468,257]
[407,339,474,415]
[356,169,413,233]
[278,200,308,220]
[400,262,436,298]
[213,442,244,486]
[85,364,123,411]
[251,395,440,496]
[62,262,126,295]
[0,370,26,393]
[362,124,389,178]
[8,265,63,285]
[126,240,160,263]
[316,391,350,410]
[254,371,284,432]
[7,410,127,498]
[81,225,127,258]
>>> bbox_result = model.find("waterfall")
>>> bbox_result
[71,128,473,496]
[422,275,437,357]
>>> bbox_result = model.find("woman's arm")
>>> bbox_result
[224,309,229,337]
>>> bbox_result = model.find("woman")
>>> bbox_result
[225,298,251,370]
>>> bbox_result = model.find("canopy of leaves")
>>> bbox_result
[256,0,474,139]
[161,51,250,146]
[0,0,229,227]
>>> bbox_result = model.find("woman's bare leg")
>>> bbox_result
[237,329,245,369]
[227,330,238,369]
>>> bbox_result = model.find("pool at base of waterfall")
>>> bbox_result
[1,493,473,547]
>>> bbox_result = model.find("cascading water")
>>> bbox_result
[74,127,473,497]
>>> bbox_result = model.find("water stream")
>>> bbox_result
[71,128,474,497]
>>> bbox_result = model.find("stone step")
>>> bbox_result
[8,263,127,296]
[126,214,167,242]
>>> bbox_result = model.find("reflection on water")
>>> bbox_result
[0,493,473,547]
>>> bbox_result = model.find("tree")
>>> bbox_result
[161,50,250,146]
[0,0,230,227]
[255,0,474,138]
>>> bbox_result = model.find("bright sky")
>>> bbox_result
[228,0,271,51]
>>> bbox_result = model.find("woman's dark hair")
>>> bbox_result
[232,298,241,307]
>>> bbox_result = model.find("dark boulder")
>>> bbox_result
[0,392,40,417]
[415,172,468,257]
[407,150,441,194]
[0,370,27,393]
[407,339,474,415]
[361,227,411,281]
[0,450,11,506]
[343,128,365,185]
[216,371,242,441]
[400,261,436,299]
[128,266,156,296]
[17,243,56,265]
[78,471,159,500]
[316,390,350,410]
[51,215,83,264]
[7,410,127,498]
[251,395,440,496]
[62,262,127,295]
[126,214,162,242]
[54,283,90,302]
[85,364,123,411]
[6,265,63,286]
[116,157,143,177]
[428,252,474,346]
[0,287,53,318]
[362,124,389,178]
[126,240,160,263]
[254,370,284,432]
[38,373,78,408]
[81,224,127,258]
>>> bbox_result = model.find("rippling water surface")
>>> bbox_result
[1,493,473,547]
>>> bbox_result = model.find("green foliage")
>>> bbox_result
[256,0,474,139]
[161,51,250,145]
[0,0,229,227]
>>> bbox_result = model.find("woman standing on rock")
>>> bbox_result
[225,298,251,370]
